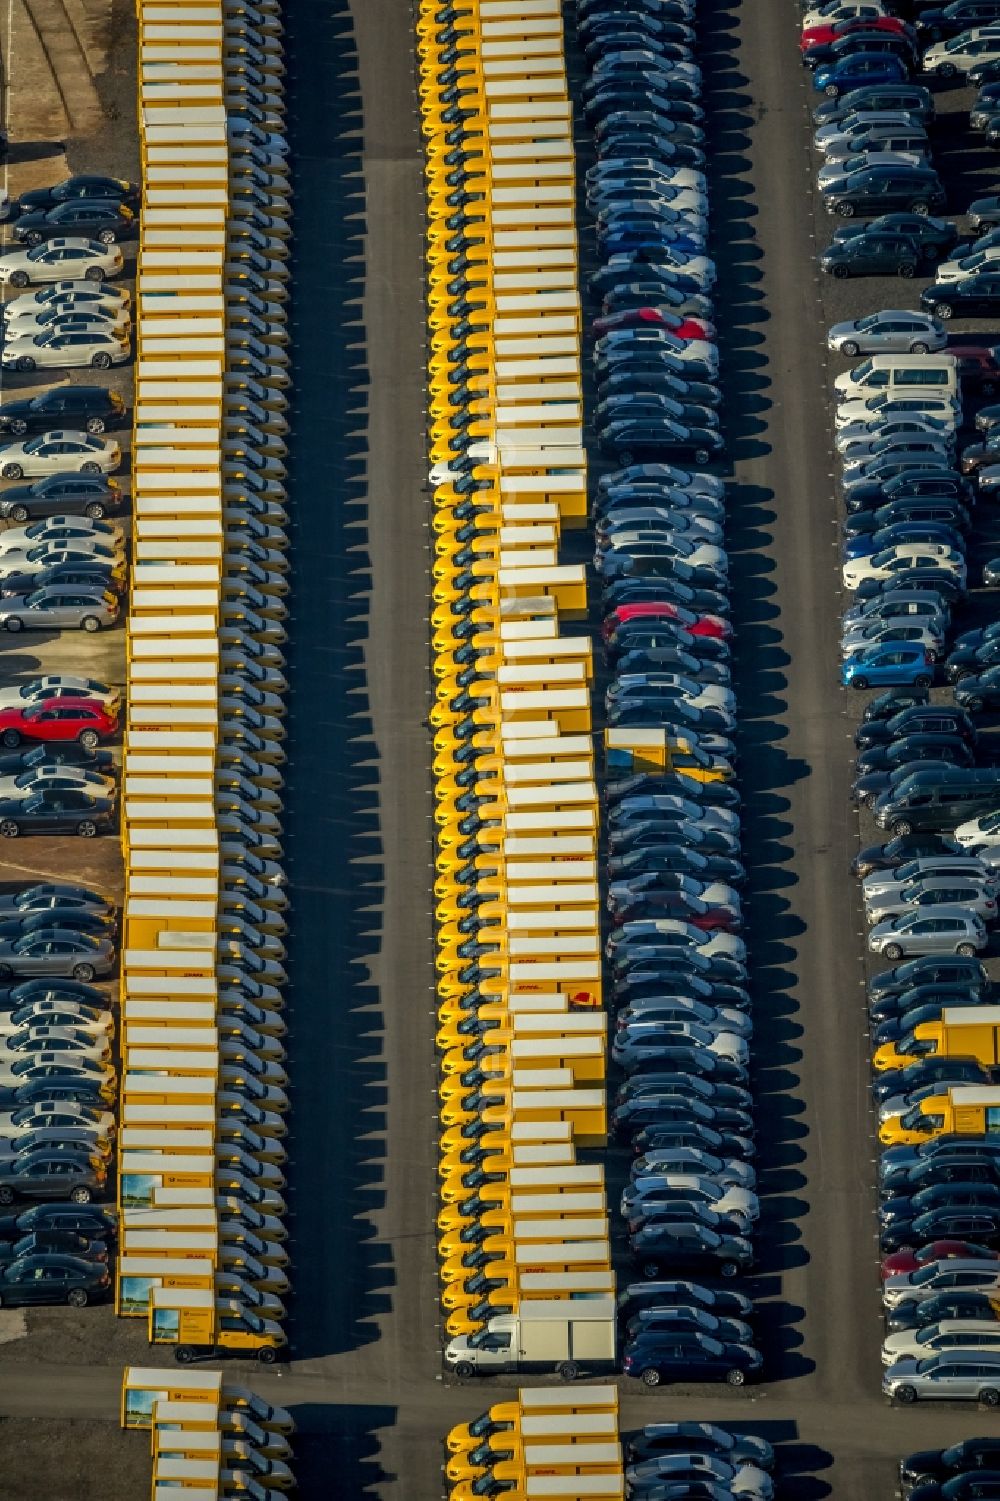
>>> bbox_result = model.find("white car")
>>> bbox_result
[4,281,129,322]
[0,516,124,553]
[814,112,928,153]
[802,0,887,26]
[608,672,735,714]
[882,1320,1000,1366]
[0,767,114,803]
[936,247,1000,283]
[842,543,967,591]
[954,810,1000,849]
[0,676,121,715]
[623,1173,760,1225]
[0,1101,114,1137]
[2,327,129,372]
[922,27,1000,75]
[836,393,961,429]
[4,304,129,341]
[597,532,728,576]
[0,432,121,480]
[0,1001,114,1037]
[0,239,123,287]
[0,1027,112,1065]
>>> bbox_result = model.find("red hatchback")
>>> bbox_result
[603,601,731,640]
[591,307,716,342]
[880,1239,1000,1280]
[0,698,117,749]
[800,14,908,47]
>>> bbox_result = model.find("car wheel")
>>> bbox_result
[0,1188,12,1205]
[981,1387,1000,1406]
[832,263,849,278]
[958,942,979,957]
[174,1346,195,1365]
[620,450,634,467]
[726,1368,746,1386]
[910,342,930,354]
[8,420,26,436]
[69,1186,91,1205]
[912,202,931,217]
[84,266,104,282]
[641,1367,661,1387]
[8,271,27,287]
[7,504,27,522]
[14,357,33,373]
[72,962,96,981]
[884,943,903,960]
[257,1346,277,1365]
[641,1261,659,1280]
[66,1287,88,1307]
[896,1384,917,1404]
[986,381,998,396]
[85,416,106,434]
[695,447,709,464]
[964,695,985,712]
[915,674,932,688]
[898,262,916,278]
[454,1360,474,1378]
[80,462,102,476]
[1,464,21,479]
[0,730,19,748]
[0,965,11,980]
[76,820,98,839]
[720,1260,739,1277]
[83,501,106,519]
[835,199,853,215]
[852,676,868,690]
[4,618,23,632]
[25,232,42,246]
[841,340,859,357]
[825,83,840,96]
[935,302,953,319]
[81,615,102,633]
[891,820,912,836]
[97,229,116,245]
[937,62,957,77]
[0,820,17,840]
[78,729,100,748]
[91,352,112,370]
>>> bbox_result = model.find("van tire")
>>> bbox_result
[896,1384,917,1403]
[454,1361,474,1378]
[884,943,903,960]
[174,1346,195,1365]
[257,1346,277,1364]
[958,943,979,957]
[980,1387,1000,1406]
[557,1360,579,1382]
[641,1367,661,1386]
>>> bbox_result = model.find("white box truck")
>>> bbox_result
[444,1298,617,1381]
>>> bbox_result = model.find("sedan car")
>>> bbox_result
[821,231,924,277]
[0,1252,108,1304]
[0,789,114,840]
[0,434,120,481]
[0,240,123,288]
[622,1329,762,1386]
[883,1257,1000,1306]
[922,273,1000,319]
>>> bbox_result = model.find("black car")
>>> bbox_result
[922,273,1000,319]
[970,194,1000,231]
[0,473,121,523]
[879,1203,1000,1251]
[845,470,972,511]
[870,954,989,1001]
[12,200,134,247]
[909,1474,1000,1501]
[823,165,946,217]
[0,1251,108,1306]
[0,743,112,780]
[598,419,724,464]
[821,229,925,277]
[0,1200,115,1240]
[832,211,958,256]
[1,1078,108,1110]
[15,176,136,213]
[0,561,123,599]
[853,832,962,875]
[621,1327,761,1385]
[0,387,125,439]
[917,0,1000,37]
[624,1422,773,1468]
[0,789,114,840]
[901,1439,1000,1491]
[886,1289,1000,1330]
[881,1146,1000,1187]
[844,497,968,535]
[813,81,934,123]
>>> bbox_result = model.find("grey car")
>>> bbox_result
[883,1259,1000,1308]
[867,908,988,958]
[836,413,955,452]
[0,586,118,633]
[0,931,115,981]
[822,309,942,355]
[865,877,999,924]
[863,857,1000,901]
[883,1349,1000,1403]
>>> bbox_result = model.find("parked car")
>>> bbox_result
[0,240,123,288]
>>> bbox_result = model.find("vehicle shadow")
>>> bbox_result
[282,0,394,1359]
[286,1403,396,1497]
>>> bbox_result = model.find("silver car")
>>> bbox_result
[841,618,945,661]
[836,413,955,452]
[883,1349,1000,1403]
[867,908,987,958]
[863,857,1000,901]
[865,877,999,925]
[0,586,118,632]
[882,1319,1000,1366]
[883,1259,1000,1308]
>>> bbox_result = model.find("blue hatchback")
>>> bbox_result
[814,52,910,95]
[841,642,933,689]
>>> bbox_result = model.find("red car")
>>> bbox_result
[603,601,731,640]
[0,698,117,749]
[880,1239,1000,1280]
[591,307,716,342]
[800,14,908,47]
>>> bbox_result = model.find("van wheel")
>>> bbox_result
[454,1360,474,1378]
[66,1288,88,1307]
[557,1360,579,1382]
[891,820,912,836]
[69,1186,91,1204]
[641,1367,661,1387]
[884,943,903,960]
[78,729,99,749]
[958,943,979,957]
[174,1346,195,1365]
[257,1346,277,1364]
[980,1387,1000,1406]
[896,1384,917,1404]
[726,1368,746,1386]
[915,675,932,689]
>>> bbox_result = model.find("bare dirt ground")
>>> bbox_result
[0,1416,149,1500]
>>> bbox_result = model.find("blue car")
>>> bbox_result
[814,51,910,95]
[841,642,933,689]
[842,521,966,560]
